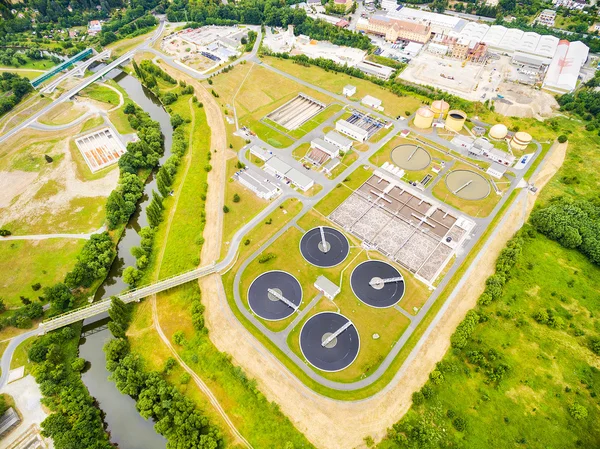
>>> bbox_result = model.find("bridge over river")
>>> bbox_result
[38,264,216,334]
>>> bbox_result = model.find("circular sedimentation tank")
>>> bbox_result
[350,260,405,308]
[431,99,450,118]
[248,271,303,321]
[445,170,491,200]
[390,144,431,171]
[300,227,349,268]
[413,107,434,129]
[445,110,467,133]
[510,131,532,151]
[489,124,508,140]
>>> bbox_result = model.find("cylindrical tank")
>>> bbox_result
[510,131,532,150]
[445,110,467,132]
[414,107,434,129]
[489,124,508,140]
[431,100,450,118]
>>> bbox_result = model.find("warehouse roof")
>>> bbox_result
[543,40,589,93]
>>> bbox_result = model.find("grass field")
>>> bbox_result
[0,239,85,309]
[378,231,600,448]
[79,84,121,106]
[221,158,268,259]
[212,63,334,148]
[263,56,424,118]
[314,165,373,216]
[37,101,83,126]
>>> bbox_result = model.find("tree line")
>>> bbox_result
[104,297,223,448]
[0,72,33,117]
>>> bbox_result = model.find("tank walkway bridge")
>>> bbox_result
[38,264,216,334]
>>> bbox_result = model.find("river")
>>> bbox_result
[79,70,172,449]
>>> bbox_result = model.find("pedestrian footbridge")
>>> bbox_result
[38,264,217,334]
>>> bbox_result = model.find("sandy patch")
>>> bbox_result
[0,136,118,232]
[494,83,559,119]
[197,142,566,449]
[0,171,37,208]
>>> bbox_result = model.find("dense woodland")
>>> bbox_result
[0,72,33,116]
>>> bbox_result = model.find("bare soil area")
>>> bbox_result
[494,82,559,118]
[199,143,566,448]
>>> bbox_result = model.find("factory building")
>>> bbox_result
[355,60,395,80]
[264,156,315,191]
[234,166,281,200]
[388,7,465,35]
[336,119,369,142]
[356,16,431,43]
[543,40,589,93]
[361,95,383,110]
[308,137,340,165]
[324,130,353,152]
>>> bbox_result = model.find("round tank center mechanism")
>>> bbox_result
[321,332,338,348]
[370,277,385,290]
[318,240,331,252]
[267,287,283,302]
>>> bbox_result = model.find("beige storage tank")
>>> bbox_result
[489,124,508,140]
[445,110,467,133]
[510,131,532,150]
[414,107,434,129]
[431,100,450,118]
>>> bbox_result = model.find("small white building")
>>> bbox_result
[324,130,353,152]
[486,162,507,179]
[314,275,340,299]
[361,95,383,110]
[286,168,314,191]
[336,119,369,142]
[264,156,314,191]
[428,42,449,56]
[307,137,340,165]
[343,85,357,97]
[355,60,395,80]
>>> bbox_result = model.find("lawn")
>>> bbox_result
[37,102,83,126]
[216,63,334,148]
[263,56,425,118]
[378,231,600,448]
[79,84,121,106]
[221,158,268,259]
[0,238,85,309]
[0,68,47,80]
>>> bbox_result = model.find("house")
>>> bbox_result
[537,9,557,27]
[88,20,102,35]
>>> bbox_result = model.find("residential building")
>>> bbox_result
[88,20,102,35]
[333,0,354,12]
[552,0,586,10]
[537,9,557,27]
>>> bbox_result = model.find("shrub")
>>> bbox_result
[244,239,250,246]
[233,193,240,203]
[589,337,600,355]
[71,357,86,372]
[411,391,425,405]
[453,417,466,431]
[173,330,186,346]
[558,135,568,143]
[568,402,588,420]
[31,283,41,291]
[258,252,276,263]
[223,205,230,213]
[429,370,444,385]
[0,229,11,237]
[163,357,177,373]
[180,372,191,384]
[44,154,53,163]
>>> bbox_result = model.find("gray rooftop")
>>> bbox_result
[286,167,314,189]
[312,137,340,156]
[265,156,292,175]
[237,166,280,196]
[315,275,340,297]
[0,408,20,436]
[325,130,353,148]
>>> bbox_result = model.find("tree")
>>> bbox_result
[71,357,86,372]
[44,283,74,313]
[173,330,186,345]
[180,372,191,384]
[233,193,240,203]
[558,135,568,143]
[123,266,142,286]
[223,205,230,213]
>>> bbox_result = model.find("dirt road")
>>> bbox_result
[199,142,566,448]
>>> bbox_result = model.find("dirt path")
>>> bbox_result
[198,142,567,449]
[147,99,251,448]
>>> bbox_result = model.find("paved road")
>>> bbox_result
[1,227,105,241]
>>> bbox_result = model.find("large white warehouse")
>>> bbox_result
[543,40,589,93]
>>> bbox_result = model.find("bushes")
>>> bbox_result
[64,232,115,289]
[568,402,588,420]
[558,135,568,143]
[450,310,480,349]
[258,252,276,263]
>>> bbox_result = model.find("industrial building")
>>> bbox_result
[343,85,357,97]
[264,156,315,191]
[324,130,353,152]
[355,60,395,80]
[388,7,465,35]
[249,145,273,162]
[361,95,383,110]
[486,162,507,179]
[234,166,282,200]
[322,157,341,175]
[266,93,326,130]
[543,40,589,93]
[314,275,341,299]
[356,16,431,43]
[336,119,369,142]
[308,137,340,166]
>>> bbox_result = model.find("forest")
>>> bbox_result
[0,72,34,116]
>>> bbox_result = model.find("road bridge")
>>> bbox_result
[38,263,216,334]
[41,50,112,94]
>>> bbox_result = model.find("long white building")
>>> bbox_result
[543,40,589,93]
